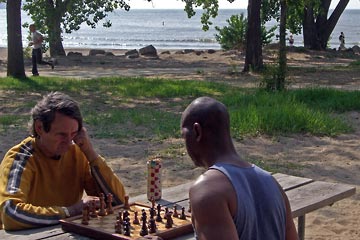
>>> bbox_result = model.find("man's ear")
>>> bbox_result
[193,122,202,142]
[34,120,43,136]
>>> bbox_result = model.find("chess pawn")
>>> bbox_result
[163,207,169,219]
[173,205,179,218]
[180,207,187,220]
[147,158,162,201]
[133,211,140,224]
[98,193,106,216]
[124,195,130,210]
[106,193,114,214]
[165,212,173,229]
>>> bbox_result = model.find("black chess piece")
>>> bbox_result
[180,206,187,220]
[156,204,162,222]
[140,214,149,236]
[173,205,179,218]
[115,220,122,234]
[133,211,140,224]
[123,221,131,236]
[148,218,157,234]
[165,212,173,229]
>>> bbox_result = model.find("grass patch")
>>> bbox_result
[349,60,360,68]
[85,108,180,140]
[1,77,359,141]
[222,89,354,137]
[0,115,26,126]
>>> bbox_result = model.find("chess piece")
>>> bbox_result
[123,210,130,223]
[106,193,114,214]
[150,196,156,209]
[124,195,130,210]
[165,212,173,228]
[155,204,162,222]
[149,207,155,219]
[141,209,147,222]
[117,211,123,225]
[90,200,97,218]
[115,220,122,234]
[140,212,149,236]
[148,217,157,234]
[98,193,106,216]
[133,211,140,224]
[81,206,89,225]
[180,207,187,220]
[163,207,169,219]
[123,220,131,236]
[173,205,179,218]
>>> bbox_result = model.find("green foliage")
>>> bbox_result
[215,14,247,50]
[260,64,286,91]
[183,0,222,31]
[215,14,276,50]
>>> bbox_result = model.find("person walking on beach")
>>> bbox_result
[288,35,294,47]
[29,24,54,76]
[338,32,346,50]
[181,97,298,240]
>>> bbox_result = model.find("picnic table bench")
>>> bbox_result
[0,173,355,240]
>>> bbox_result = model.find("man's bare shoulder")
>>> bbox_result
[190,169,233,202]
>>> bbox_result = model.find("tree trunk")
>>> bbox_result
[303,0,349,50]
[6,0,26,78]
[243,0,263,72]
[277,0,287,90]
[48,17,66,56]
[46,1,66,56]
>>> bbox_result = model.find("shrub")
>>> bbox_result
[215,14,277,51]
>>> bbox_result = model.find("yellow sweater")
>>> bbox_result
[0,137,126,230]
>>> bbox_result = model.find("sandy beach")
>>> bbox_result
[0,46,359,239]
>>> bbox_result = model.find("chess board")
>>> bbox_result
[60,202,193,240]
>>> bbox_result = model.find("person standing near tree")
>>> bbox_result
[339,32,346,50]
[28,24,54,76]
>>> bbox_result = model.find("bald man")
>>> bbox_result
[180,97,298,240]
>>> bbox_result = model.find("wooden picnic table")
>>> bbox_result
[0,173,355,240]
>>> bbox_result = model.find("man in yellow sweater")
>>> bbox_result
[0,92,126,230]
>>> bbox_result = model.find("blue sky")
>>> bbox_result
[130,0,360,9]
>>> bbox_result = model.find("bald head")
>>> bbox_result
[181,96,231,142]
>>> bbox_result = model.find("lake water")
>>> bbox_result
[0,9,359,50]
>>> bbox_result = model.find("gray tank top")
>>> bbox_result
[210,163,286,240]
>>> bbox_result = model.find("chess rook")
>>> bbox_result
[147,158,162,201]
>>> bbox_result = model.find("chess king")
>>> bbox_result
[0,92,126,230]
